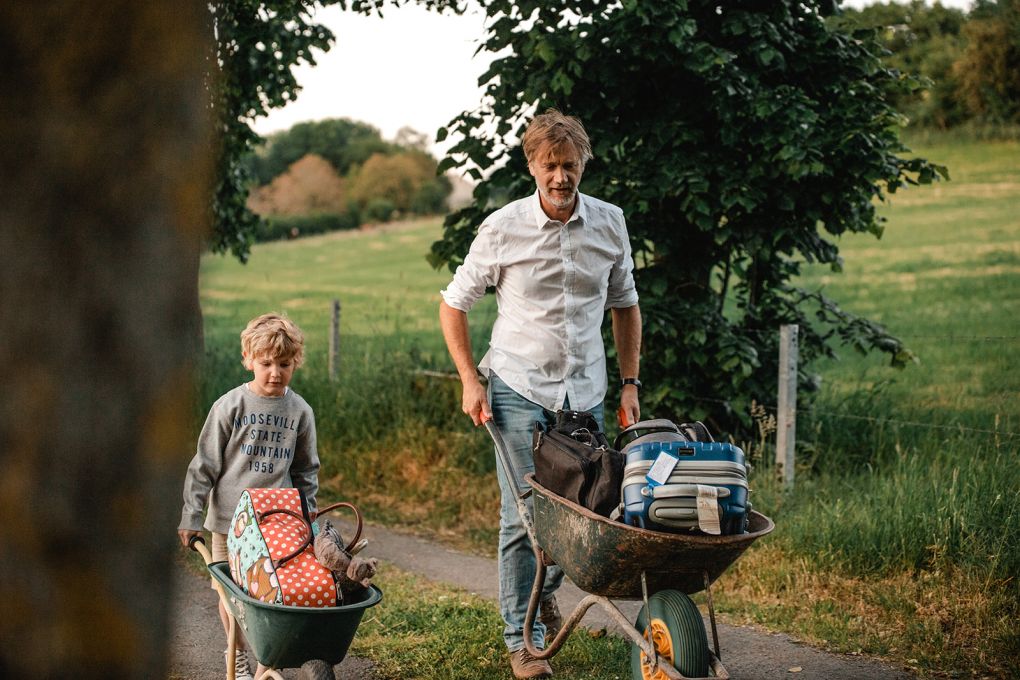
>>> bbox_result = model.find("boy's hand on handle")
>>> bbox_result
[179,528,202,548]
[461,375,492,426]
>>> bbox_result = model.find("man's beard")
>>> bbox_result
[541,185,576,210]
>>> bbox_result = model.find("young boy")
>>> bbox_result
[178,313,319,680]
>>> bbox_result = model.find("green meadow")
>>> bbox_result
[799,138,1019,428]
[197,138,1019,677]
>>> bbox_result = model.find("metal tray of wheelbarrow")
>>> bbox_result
[525,472,774,599]
[208,561,382,669]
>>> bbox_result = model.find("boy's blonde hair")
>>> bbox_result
[240,313,305,368]
[522,108,593,167]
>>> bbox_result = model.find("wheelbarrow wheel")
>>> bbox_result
[299,659,336,680]
[631,590,709,680]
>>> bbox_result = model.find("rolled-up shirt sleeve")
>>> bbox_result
[605,214,639,309]
[441,222,501,312]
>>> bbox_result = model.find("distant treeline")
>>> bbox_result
[241,119,452,241]
[834,0,1020,131]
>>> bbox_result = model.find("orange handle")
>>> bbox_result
[617,406,632,429]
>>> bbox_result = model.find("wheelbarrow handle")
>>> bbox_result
[482,414,536,538]
[188,535,213,565]
[482,414,524,498]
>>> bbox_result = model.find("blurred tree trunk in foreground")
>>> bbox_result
[0,2,211,677]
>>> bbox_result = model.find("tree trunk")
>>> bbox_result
[0,2,211,677]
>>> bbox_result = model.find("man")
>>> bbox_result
[439,109,641,680]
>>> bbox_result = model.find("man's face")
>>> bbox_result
[529,142,584,216]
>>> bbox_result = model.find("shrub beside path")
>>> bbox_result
[170,520,912,679]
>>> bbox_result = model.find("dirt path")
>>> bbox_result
[169,522,912,679]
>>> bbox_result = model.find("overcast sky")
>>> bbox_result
[253,1,975,157]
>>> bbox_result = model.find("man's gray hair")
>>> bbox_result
[522,108,593,166]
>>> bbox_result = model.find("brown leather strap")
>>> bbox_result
[258,508,313,569]
[316,501,363,552]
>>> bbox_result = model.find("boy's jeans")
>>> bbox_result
[488,373,605,652]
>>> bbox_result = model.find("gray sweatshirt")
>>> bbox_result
[179,384,319,534]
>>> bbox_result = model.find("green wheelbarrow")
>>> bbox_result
[191,538,382,680]
[485,418,774,680]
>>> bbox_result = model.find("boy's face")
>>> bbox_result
[244,353,296,397]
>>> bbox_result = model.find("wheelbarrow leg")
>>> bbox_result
[521,546,604,659]
[703,571,721,662]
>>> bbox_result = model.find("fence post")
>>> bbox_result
[776,324,798,490]
[329,299,341,381]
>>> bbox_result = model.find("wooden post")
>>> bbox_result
[329,299,341,381]
[776,324,798,490]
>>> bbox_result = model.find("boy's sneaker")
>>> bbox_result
[509,648,552,679]
[540,595,563,643]
[225,648,255,680]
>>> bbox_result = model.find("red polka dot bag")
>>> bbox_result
[227,488,343,607]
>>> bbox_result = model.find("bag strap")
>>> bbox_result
[316,501,364,553]
[679,421,714,442]
[257,508,313,569]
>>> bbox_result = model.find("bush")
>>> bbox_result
[363,198,396,223]
[258,212,359,242]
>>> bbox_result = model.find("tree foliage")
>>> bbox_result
[833,0,968,128]
[836,0,1020,129]
[955,0,1020,123]
[208,1,346,262]
[247,152,348,215]
[208,0,470,261]
[429,0,947,435]
[349,149,452,214]
[245,117,395,184]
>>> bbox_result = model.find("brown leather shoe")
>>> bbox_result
[540,595,563,643]
[509,648,552,679]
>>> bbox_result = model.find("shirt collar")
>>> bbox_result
[530,190,587,229]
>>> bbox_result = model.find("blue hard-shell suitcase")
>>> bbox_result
[615,420,750,535]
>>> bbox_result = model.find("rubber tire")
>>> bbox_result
[299,659,336,680]
[630,590,710,679]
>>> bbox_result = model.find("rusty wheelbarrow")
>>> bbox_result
[484,418,774,680]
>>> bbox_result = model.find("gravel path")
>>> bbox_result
[169,521,913,679]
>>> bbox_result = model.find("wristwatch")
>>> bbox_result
[622,377,641,390]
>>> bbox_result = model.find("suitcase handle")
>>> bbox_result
[614,419,715,451]
[613,419,683,451]
[646,484,731,499]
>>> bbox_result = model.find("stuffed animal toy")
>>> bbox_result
[314,519,378,604]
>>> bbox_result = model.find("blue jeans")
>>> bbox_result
[488,373,604,651]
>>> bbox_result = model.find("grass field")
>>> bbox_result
[351,567,631,680]
[799,138,1020,428]
[197,137,1019,678]
[198,217,494,362]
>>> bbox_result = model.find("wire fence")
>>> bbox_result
[690,394,1020,441]
[700,327,1020,442]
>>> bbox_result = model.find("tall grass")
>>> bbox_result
[724,136,1020,675]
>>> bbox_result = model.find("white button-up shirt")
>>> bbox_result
[441,191,639,411]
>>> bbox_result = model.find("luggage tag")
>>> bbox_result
[695,484,722,535]
[645,450,680,487]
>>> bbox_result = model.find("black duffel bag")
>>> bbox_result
[532,410,624,517]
